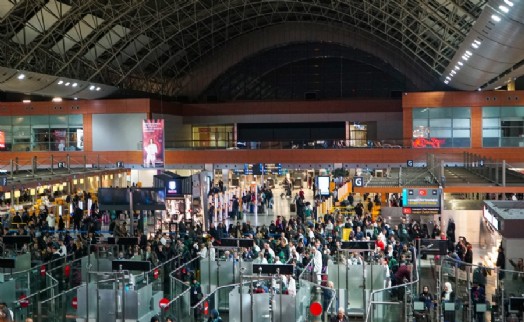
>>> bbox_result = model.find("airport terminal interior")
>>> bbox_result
[1,1,524,322]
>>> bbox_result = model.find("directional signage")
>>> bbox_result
[402,188,441,215]
[407,160,414,167]
[353,176,364,187]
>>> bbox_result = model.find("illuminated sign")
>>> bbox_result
[0,130,5,149]
[317,176,330,196]
[402,188,441,214]
[412,138,445,148]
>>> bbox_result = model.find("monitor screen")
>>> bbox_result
[475,303,487,313]
[98,188,130,208]
[317,176,330,196]
[413,301,425,311]
[166,178,182,197]
[132,188,166,210]
[510,297,524,312]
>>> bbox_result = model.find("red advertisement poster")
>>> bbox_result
[0,130,5,149]
[142,119,165,168]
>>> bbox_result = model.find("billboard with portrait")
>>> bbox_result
[0,130,5,149]
[142,119,165,168]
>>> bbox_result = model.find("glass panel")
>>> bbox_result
[12,116,30,125]
[500,106,524,117]
[483,138,499,147]
[429,107,452,118]
[429,119,451,127]
[51,129,68,151]
[50,115,68,126]
[13,126,31,151]
[430,129,452,137]
[483,106,500,117]
[453,130,470,138]
[412,108,429,119]
[453,118,470,128]
[0,116,11,125]
[32,128,50,151]
[482,129,499,138]
[483,118,500,127]
[69,114,83,126]
[30,115,49,125]
[413,119,428,128]
[453,107,471,118]
[0,125,12,150]
[452,138,470,147]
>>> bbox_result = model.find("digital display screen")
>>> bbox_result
[166,178,182,197]
[317,176,330,196]
[132,188,166,210]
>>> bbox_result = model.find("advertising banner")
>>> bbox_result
[0,130,5,149]
[142,119,165,168]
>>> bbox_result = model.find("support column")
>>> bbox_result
[502,160,506,187]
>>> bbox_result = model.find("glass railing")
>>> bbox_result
[164,139,410,150]
[365,249,420,322]
[439,256,524,322]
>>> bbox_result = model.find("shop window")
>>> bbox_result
[0,115,84,152]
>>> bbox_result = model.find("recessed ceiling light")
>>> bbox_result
[472,43,479,49]
[491,14,501,22]
[72,83,78,87]
[89,85,95,90]
[462,55,469,61]
[450,70,456,75]
[65,82,70,86]
[74,97,78,100]
[465,50,472,56]
[454,66,460,70]
[57,80,64,85]
[444,80,449,84]
[499,5,509,13]
[17,74,25,80]
[478,88,482,91]
[504,0,514,7]
[52,97,62,103]
[457,61,463,66]
[22,99,31,104]
[96,87,101,91]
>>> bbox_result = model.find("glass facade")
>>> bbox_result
[412,107,471,148]
[191,125,234,148]
[482,106,524,147]
[0,115,83,151]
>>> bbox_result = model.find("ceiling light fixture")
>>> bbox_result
[52,97,62,103]
[491,14,501,22]
[72,83,78,87]
[22,99,31,104]
[444,80,449,84]
[57,80,64,85]
[450,70,457,75]
[472,43,479,49]
[465,50,473,56]
[445,76,451,81]
[458,61,464,66]
[462,55,469,61]
[499,5,509,13]
[65,82,70,86]
[96,87,101,91]
[504,0,514,7]
[454,66,460,70]
[89,85,95,91]
[17,74,25,80]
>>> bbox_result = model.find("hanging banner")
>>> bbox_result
[0,130,5,149]
[142,119,165,168]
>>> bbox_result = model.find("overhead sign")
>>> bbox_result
[353,176,364,187]
[402,207,440,215]
[402,188,440,207]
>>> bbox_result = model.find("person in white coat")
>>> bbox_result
[287,275,296,296]
[312,246,323,283]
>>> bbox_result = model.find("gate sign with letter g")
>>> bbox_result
[354,176,364,187]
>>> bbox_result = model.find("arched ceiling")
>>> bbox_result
[1,0,521,101]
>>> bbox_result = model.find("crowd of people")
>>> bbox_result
[1,183,522,322]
